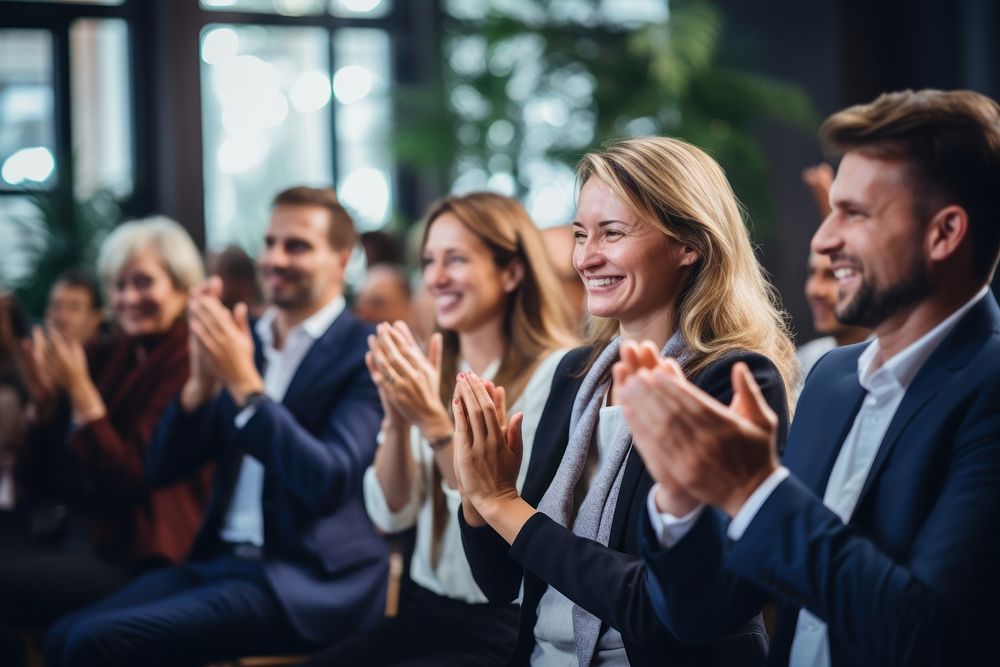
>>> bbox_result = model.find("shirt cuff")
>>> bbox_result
[646,484,706,549]
[234,405,258,430]
[726,466,790,541]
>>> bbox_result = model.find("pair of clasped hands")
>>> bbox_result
[20,325,103,426]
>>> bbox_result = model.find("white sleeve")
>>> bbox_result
[726,466,790,540]
[510,348,570,492]
[646,485,706,548]
[362,427,427,533]
[233,405,257,429]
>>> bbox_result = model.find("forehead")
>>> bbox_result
[830,151,912,205]
[575,178,638,225]
[120,246,168,275]
[52,282,91,299]
[267,204,331,241]
[424,212,489,253]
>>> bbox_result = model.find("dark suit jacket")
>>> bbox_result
[643,294,1000,666]
[146,308,387,645]
[460,346,789,667]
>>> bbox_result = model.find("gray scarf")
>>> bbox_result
[535,332,691,666]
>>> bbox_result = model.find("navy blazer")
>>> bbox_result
[460,346,789,667]
[643,294,1000,666]
[146,308,387,645]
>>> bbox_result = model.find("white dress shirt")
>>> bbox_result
[363,348,569,603]
[647,287,989,666]
[219,296,346,546]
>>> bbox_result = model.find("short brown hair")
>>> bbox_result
[820,89,1000,281]
[271,186,359,250]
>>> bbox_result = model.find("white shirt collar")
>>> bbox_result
[857,285,990,393]
[254,295,347,350]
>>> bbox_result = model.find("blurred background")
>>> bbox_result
[1,0,998,340]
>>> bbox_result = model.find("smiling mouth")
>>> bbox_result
[434,293,461,311]
[586,276,623,289]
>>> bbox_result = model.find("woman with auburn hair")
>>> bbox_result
[453,136,798,666]
[306,192,578,666]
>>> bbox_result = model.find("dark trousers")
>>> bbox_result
[305,583,519,666]
[45,556,314,667]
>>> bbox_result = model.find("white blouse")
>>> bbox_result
[363,348,570,604]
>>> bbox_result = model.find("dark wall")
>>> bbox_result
[715,0,1000,343]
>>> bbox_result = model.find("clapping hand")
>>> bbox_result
[187,285,262,407]
[617,340,780,518]
[452,372,534,542]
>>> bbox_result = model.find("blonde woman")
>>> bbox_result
[308,192,578,665]
[453,137,798,666]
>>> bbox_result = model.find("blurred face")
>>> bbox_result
[259,204,346,312]
[421,213,520,333]
[354,268,411,325]
[812,152,930,329]
[573,179,697,330]
[111,247,188,336]
[46,282,101,343]
[804,252,844,335]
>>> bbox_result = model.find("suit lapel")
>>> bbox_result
[280,309,355,411]
[789,359,866,496]
[856,294,1000,505]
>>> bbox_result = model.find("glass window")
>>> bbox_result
[329,0,391,19]
[70,18,134,198]
[201,24,333,252]
[333,27,393,231]
[4,1,124,4]
[0,196,44,289]
[200,0,326,16]
[0,30,56,191]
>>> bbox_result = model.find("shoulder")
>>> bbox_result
[691,349,780,391]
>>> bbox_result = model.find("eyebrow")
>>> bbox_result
[571,219,631,228]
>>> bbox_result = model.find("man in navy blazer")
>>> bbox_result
[45,187,386,666]
[618,89,1000,666]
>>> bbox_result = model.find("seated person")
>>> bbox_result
[45,268,105,346]
[0,217,212,636]
[207,245,266,319]
[453,137,798,666]
[309,192,578,665]
[632,89,1000,666]
[44,186,387,667]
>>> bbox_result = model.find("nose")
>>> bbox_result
[262,244,288,269]
[810,212,842,257]
[423,259,449,289]
[573,235,604,275]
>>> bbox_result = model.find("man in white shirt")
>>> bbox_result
[46,187,386,666]
[618,89,1000,666]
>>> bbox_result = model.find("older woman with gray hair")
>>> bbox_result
[0,216,213,638]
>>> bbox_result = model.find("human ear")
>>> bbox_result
[677,244,701,268]
[926,205,968,263]
[501,258,525,294]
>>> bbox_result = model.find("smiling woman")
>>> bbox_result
[0,216,213,636]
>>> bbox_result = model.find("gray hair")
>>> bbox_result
[97,216,204,292]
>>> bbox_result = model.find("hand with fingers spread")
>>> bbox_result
[366,322,450,442]
[187,290,263,408]
[181,278,225,411]
[620,357,780,518]
[452,372,535,543]
[613,339,701,517]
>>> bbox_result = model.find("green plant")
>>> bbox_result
[5,183,120,319]
[393,0,817,237]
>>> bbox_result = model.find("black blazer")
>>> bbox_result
[147,309,388,645]
[460,345,790,667]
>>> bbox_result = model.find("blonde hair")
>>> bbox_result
[421,192,579,408]
[97,216,205,293]
[577,137,799,402]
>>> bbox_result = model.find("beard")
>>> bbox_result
[263,270,312,310]
[836,255,932,328]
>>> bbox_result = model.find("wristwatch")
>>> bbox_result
[238,390,267,411]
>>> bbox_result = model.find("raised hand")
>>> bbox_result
[452,372,533,543]
[619,357,779,518]
[367,322,450,442]
[188,290,262,407]
[42,327,106,424]
[181,279,224,411]
[19,327,58,414]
